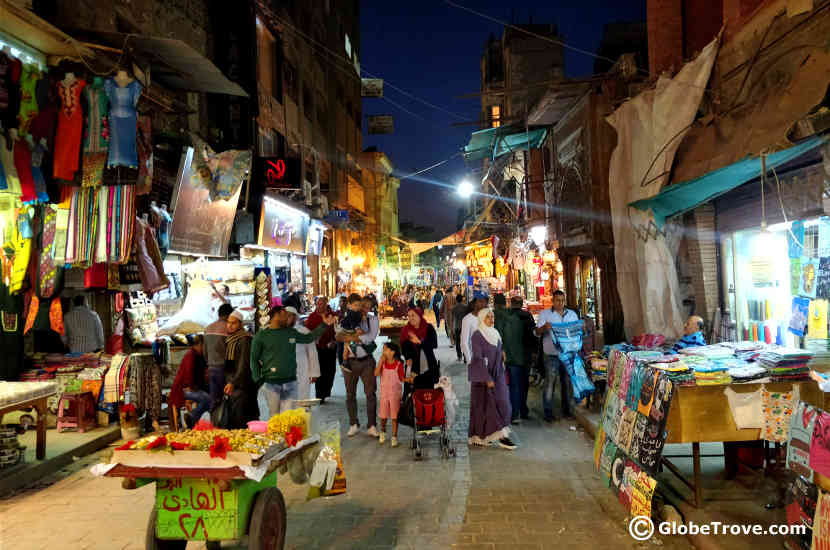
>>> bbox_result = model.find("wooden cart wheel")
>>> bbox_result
[248,487,286,550]
[145,509,187,550]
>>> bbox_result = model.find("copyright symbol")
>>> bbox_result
[629,515,654,541]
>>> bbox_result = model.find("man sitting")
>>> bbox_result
[671,315,706,354]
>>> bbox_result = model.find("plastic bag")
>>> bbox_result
[307,421,346,500]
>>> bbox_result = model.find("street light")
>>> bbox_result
[457,179,474,198]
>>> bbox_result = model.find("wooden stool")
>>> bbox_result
[57,392,97,433]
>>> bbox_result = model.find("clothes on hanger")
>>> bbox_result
[53,77,86,181]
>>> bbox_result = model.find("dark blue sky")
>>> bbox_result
[360,1,646,237]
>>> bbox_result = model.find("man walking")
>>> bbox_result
[336,295,380,437]
[431,287,444,328]
[251,306,335,420]
[451,294,468,362]
[508,296,537,422]
[441,286,457,345]
[536,290,579,422]
[305,297,337,403]
[204,304,234,408]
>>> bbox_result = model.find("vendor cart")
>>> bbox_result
[103,436,319,550]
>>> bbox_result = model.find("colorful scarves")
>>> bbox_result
[400,307,428,344]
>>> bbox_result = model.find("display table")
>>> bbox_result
[662,381,826,507]
[0,382,58,460]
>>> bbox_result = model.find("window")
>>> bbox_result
[284,62,298,102]
[490,105,501,128]
[303,85,313,120]
[272,37,283,102]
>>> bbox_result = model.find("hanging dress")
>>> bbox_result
[29,140,48,201]
[104,78,142,169]
[0,134,20,196]
[13,139,37,203]
[81,77,109,187]
[53,78,86,182]
[17,65,39,134]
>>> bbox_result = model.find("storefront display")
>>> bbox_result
[464,240,493,280]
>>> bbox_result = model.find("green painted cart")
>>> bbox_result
[106,438,319,550]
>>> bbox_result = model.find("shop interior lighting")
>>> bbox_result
[263,195,309,218]
[529,225,547,247]
[0,34,46,70]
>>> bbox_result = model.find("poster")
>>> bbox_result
[818,258,830,299]
[790,296,810,337]
[800,257,819,299]
[809,299,829,339]
[169,147,242,257]
[790,220,805,259]
[628,465,658,518]
[637,370,658,417]
[787,401,817,481]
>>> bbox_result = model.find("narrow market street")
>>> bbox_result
[0,333,691,550]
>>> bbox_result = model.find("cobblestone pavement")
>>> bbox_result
[0,332,691,550]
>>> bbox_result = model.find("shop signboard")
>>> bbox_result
[386,245,400,267]
[400,246,412,270]
[367,115,394,135]
[169,147,241,257]
[361,78,383,97]
[323,209,349,227]
[257,196,309,255]
[255,156,301,190]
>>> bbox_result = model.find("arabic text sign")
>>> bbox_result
[361,78,383,97]
[258,197,309,254]
[156,478,238,540]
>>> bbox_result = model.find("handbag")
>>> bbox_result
[211,395,231,428]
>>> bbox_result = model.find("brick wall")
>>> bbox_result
[647,0,684,75]
[686,203,720,326]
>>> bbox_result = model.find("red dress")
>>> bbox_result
[53,78,86,181]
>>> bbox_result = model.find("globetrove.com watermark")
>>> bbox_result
[628,516,808,541]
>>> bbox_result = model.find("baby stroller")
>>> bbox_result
[410,388,455,460]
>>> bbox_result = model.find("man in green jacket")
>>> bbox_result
[251,305,336,420]
[493,294,530,424]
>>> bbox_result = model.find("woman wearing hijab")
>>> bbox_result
[468,308,517,449]
[400,308,440,389]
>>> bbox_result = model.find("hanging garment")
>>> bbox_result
[53,78,86,181]
[0,283,23,381]
[53,206,68,266]
[17,65,39,134]
[104,78,142,168]
[133,216,169,295]
[136,115,152,194]
[65,187,98,267]
[36,204,61,299]
[94,186,108,263]
[104,184,136,264]
[0,53,21,131]
[0,134,21,196]
[81,77,109,187]
[29,141,48,201]
[13,139,37,203]
[4,211,32,293]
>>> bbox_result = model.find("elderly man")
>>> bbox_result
[222,310,257,428]
[671,316,706,353]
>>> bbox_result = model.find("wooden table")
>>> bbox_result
[661,381,826,508]
[0,394,54,460]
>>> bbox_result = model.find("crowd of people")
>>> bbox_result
[167,282,585,453]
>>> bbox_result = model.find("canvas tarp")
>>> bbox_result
[607,37,719,340]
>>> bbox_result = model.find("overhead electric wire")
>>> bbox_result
[397,152,463,182]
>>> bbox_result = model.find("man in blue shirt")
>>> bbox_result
[535,290,579,422]
[671,316,706,353]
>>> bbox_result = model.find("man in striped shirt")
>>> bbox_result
[62,295,105,353]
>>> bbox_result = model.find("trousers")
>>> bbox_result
[343,356,377,427]
[542,355,573,419]
[257,381,298,421]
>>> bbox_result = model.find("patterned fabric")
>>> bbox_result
[17,65,39,134]
[81,77,109,187]
[762,387,798,443]
[53,78,86,181]
[48,297,63,335]
[65,187,98,267]
[129,353,161,421]
[549,320,595,401]
[104,78,142,168]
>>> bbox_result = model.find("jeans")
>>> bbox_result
[183,389,212,424]
[208,367,226,409]
[343,356,377,428]
[454,328,463,360]
[507,364,529,420]
[542,355,573,419]
[433,306,441,328]
[257,381,298,421]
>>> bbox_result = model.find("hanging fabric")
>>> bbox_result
[81,77,110,187]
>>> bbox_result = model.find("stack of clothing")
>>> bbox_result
[806,337,830,369]
[647,356,696,386]
[722,341,767,362]
[628,350,666,362]
[726,364,768,383]
[679,344,735,360]
[692,362,732,385]
[589,357,608,381]
[759,347,814,382]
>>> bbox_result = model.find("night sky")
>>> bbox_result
[360,1,646,237]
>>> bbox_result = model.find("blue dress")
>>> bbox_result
[104,78,142,168]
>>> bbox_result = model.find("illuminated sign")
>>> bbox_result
[257,196,309,254]
[256,157,301,189]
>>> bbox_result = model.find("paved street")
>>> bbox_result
[0,332,691,550]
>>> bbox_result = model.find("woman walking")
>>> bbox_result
[468,308,517,449]
[400,307,440,389]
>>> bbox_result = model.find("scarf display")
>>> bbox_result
[476,307,501,346]
[226,330,251,361]
[65,187,98,267]
[400,307,428,344]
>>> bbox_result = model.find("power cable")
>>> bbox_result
[397,152,462,181]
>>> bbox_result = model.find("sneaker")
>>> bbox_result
[497,437,518,450]
[511,417,521,425]
[391,437,399,447]
[367,426,379,438]
[379,432,386,445]
[347,424,359,437]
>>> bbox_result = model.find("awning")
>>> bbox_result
[0,0,93,62]
[463,125,547,161]
[76,32,248,96]
[629,135,827,228]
